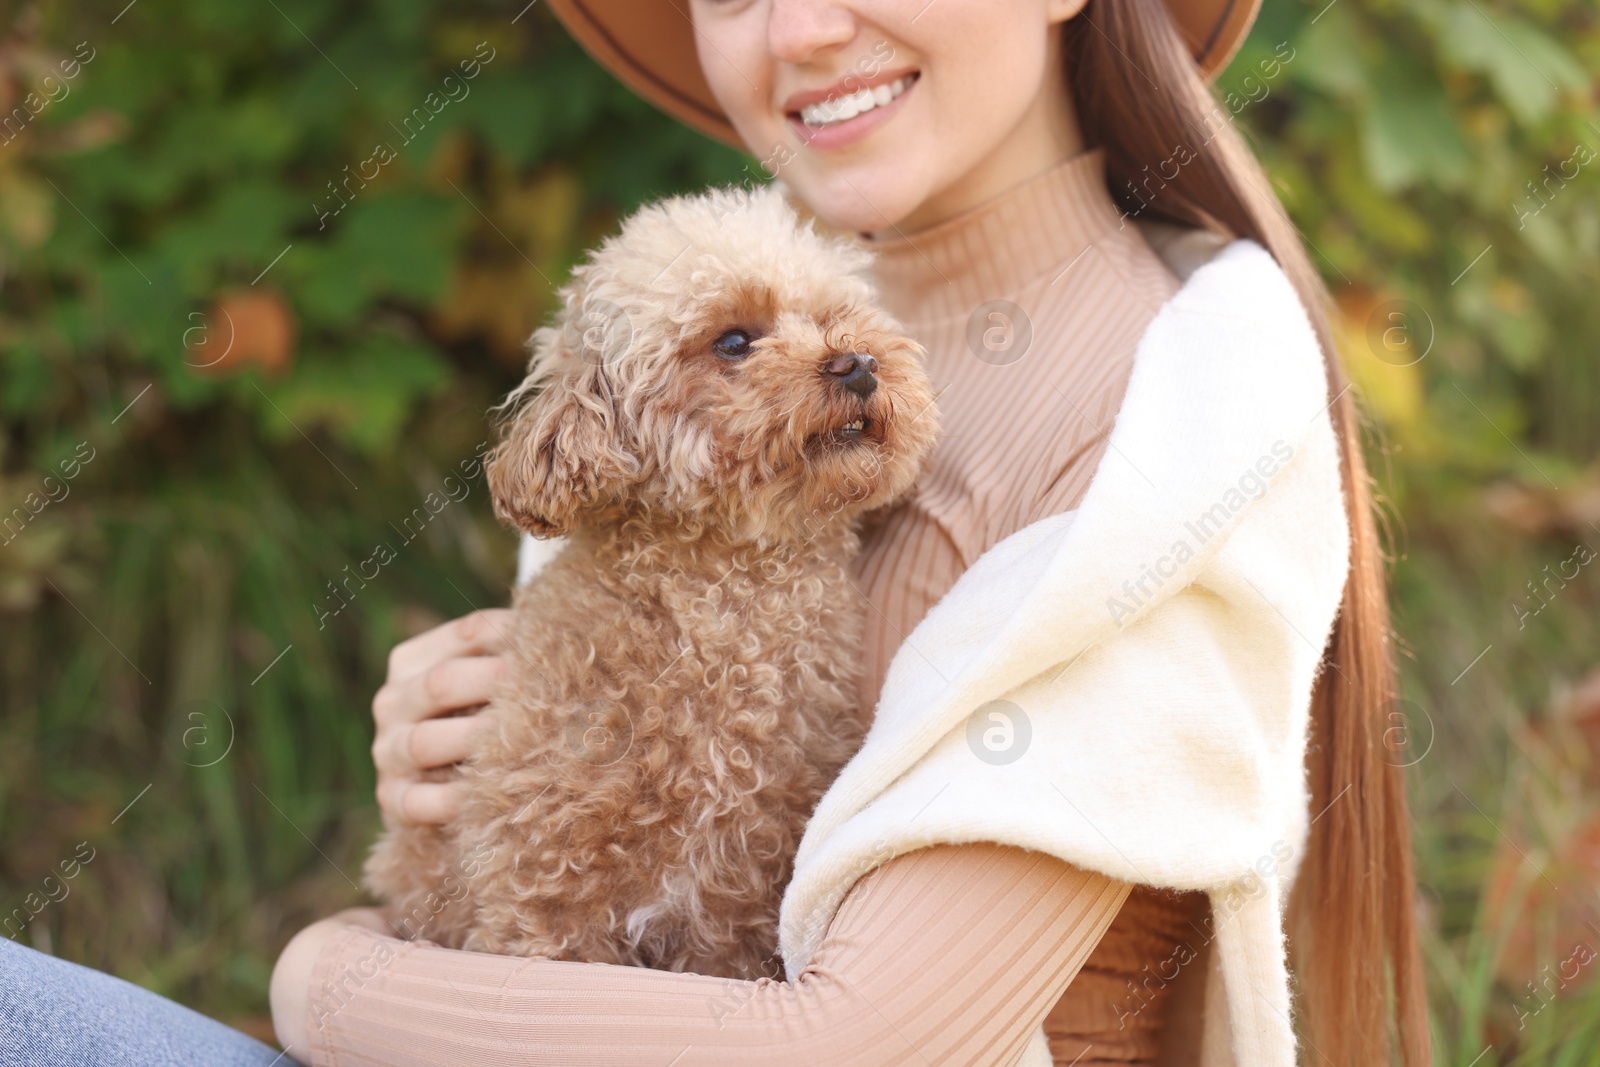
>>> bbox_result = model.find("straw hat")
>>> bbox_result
[547,0,1261,149]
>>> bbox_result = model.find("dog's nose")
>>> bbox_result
[825,352,878,399]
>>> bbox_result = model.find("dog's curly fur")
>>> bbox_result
[364,185,939,979]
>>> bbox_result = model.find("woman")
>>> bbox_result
[275,0,1430,1063]
[1,1,1429,1065]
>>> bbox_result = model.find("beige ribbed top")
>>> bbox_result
[853,145,1178,710]
[304,149,1211,1067]
[850,147,1208,1066]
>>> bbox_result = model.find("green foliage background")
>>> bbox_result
[1,0,1597,1059]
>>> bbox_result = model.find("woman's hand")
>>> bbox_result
[371,609,511,825]
[270,907,392,1062]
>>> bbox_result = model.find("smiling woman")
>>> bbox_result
[0,0,1430,1064]
[688,0,1093,233]
[265,0,1430,1064]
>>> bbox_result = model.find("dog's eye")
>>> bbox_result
[712,330,754,361]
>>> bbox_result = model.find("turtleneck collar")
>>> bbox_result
[865,147,1125,325]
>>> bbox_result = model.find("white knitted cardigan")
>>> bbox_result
[519,237,1349,1067]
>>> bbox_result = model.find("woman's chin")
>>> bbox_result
[787,166,930,237]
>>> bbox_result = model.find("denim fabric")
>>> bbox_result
[0,938,287,1066]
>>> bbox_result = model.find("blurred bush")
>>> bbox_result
[0,0,1596,1059]
[0,0,744,1030]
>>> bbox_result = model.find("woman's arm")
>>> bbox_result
[286,841,1128,1066]
[270,610,1130,1063]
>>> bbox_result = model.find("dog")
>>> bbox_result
[364,185,940,980]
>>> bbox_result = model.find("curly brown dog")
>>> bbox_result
[364,185,939,980]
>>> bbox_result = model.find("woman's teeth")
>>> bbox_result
[799,75,915,128]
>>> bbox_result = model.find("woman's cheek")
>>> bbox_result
[689,6,772,136]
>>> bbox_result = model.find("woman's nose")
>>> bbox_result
[825,351,878,398]
[766,0,857,68]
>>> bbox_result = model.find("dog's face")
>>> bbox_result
[487,185,939,544]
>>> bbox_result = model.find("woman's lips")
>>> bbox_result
[785,72,919,151]
[781,66,918,115]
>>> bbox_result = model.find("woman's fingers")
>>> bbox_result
[372,654,508,727]
[374,714,495,778]
[377,779,468,826]
[385,609,514,686]
[369,609,514,828]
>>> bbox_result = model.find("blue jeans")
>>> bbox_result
[0,938,287,1066]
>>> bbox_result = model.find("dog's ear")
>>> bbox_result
[486,326,638,538]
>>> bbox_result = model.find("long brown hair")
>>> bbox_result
[1062,1,1430,1062]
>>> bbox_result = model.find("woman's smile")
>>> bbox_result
[783,69,920,149]
[690,0,1088,236]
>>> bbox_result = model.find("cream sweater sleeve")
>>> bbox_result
[303,842,1130,1067]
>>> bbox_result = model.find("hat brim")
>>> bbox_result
[548,0,1262,151]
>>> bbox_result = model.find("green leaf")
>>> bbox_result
[100,259,189,365]
[1360,63,1473,191]
[459,51,605,168]
[1291,4,1369,98]
[295,192,465,327]
[1328,135,1435,252]
[153,180,301,287]
[261,336,452,454]
[0,337,54,416]
[1442,4,1588,125]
